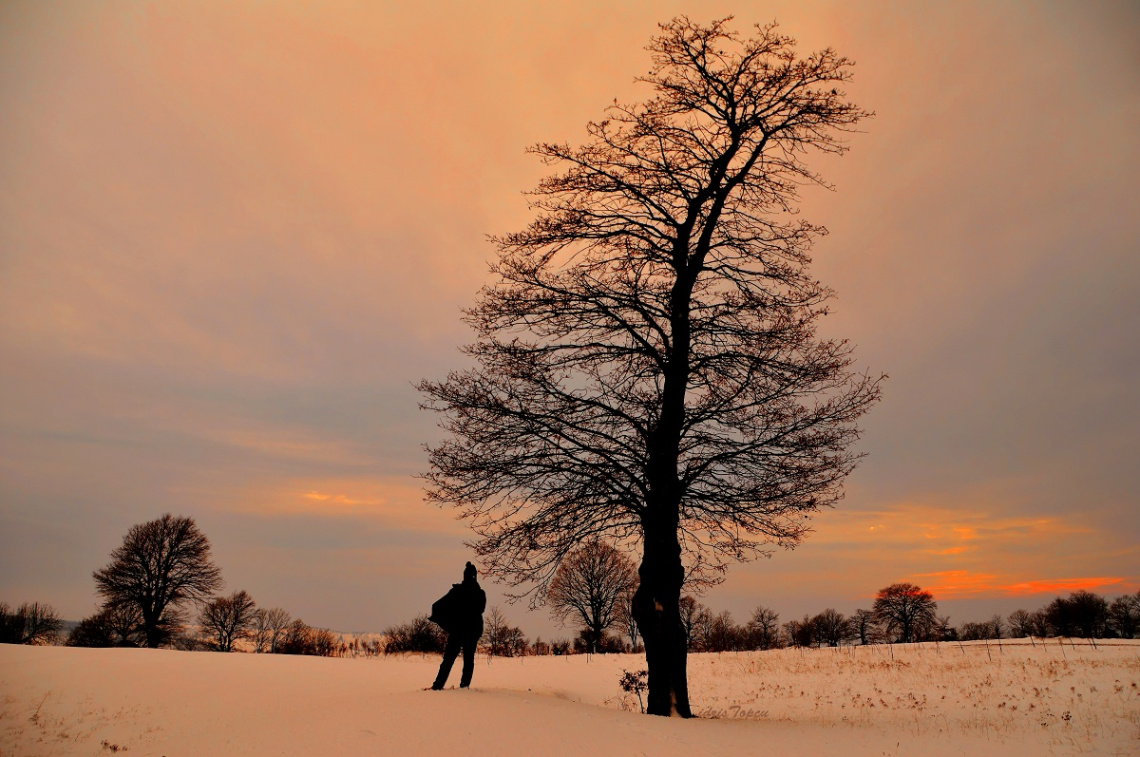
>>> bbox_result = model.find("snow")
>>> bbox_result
[2,640,1137,756]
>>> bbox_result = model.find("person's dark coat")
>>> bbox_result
[434,578,485,639]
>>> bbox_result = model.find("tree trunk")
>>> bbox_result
[143,613,161,648]
[632,519,692,717]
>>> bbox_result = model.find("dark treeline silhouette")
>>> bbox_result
[428,584,1134,654]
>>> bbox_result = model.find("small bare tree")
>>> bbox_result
[747,605,780,650]
[546,541,638,654]
[251,607,292,653]
[483,606,527,657]
[783,615,814,648]
[1006,609,1033,638]
[852,608,879,645]
[0,602,63,645]
[678,596,702,651]
[93,514,223,648]
[616,589,641,651]
[872,583,938,644]
[200,590,258,652]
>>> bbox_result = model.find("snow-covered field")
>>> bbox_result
[2,640,1138,756]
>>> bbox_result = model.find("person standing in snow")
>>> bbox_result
[430,561,487,690]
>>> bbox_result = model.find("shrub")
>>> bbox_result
[382,615,446,655]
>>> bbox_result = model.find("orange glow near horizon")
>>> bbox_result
[911,570,1131,600]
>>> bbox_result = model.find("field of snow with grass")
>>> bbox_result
[3,640,1138,756]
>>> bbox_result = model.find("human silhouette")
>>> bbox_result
[430,561,486,690]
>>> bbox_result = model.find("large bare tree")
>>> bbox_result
[872,583,938,644]
[93,514,223,648]
[419,17,880,715]
[546,540,638,653]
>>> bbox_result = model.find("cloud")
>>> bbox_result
[912,571,1130,600]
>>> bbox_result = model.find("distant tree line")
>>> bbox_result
[9,514,1138,655]
[380,580,1137,656]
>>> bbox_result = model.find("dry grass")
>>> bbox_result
[687,639,1140,747]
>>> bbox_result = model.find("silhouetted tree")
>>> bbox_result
[616,589,642,651]
[934,615,957,642]
[1046,590,1108,638]
[0,602,62,645]
[811,608,852,647]
[93,514,223,648]
[691,604,715,652]
[873,583,938,644]
[783,615,815,648]
[704,611,744,652]
[251,607,292,653]
[852,608,879,645]
[419,17,880,716]
[1108,592,1140,639]
[67,604,143,648]
[747,605,780,650]
[199,590,257,652]
[546,541,638,654]
[484,606,528,656]
[678,596,702,651]
[1007,609,1033,638]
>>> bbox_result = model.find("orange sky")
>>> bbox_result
[1,1,1137,634]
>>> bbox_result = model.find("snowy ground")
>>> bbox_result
[2,640,1138,756]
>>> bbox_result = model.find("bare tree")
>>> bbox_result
[93,514,223,648]
[546,541,638,654]
[0,602,62,645]
[251,607,292,653]
[782,615,814,648]
[483,606,527,657]
[747,605,780,650]
[199,590,257,652]
[812,608,852,647]
[251,609,272,653]
[852,608,879,645]
[1107,592,1140,639]
[678,596,702,651]
[872,583,938,644]
[1006,609,1033,638]
[67,604,144,648]
[419,17,880,716]
[265,607,292,653]
[616,589,641,651]
[705,611,745,652]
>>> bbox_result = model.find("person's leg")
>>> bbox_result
[459,636,477,688]
[433,635,460,689]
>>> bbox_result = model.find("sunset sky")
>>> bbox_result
[2,1,1137,637]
